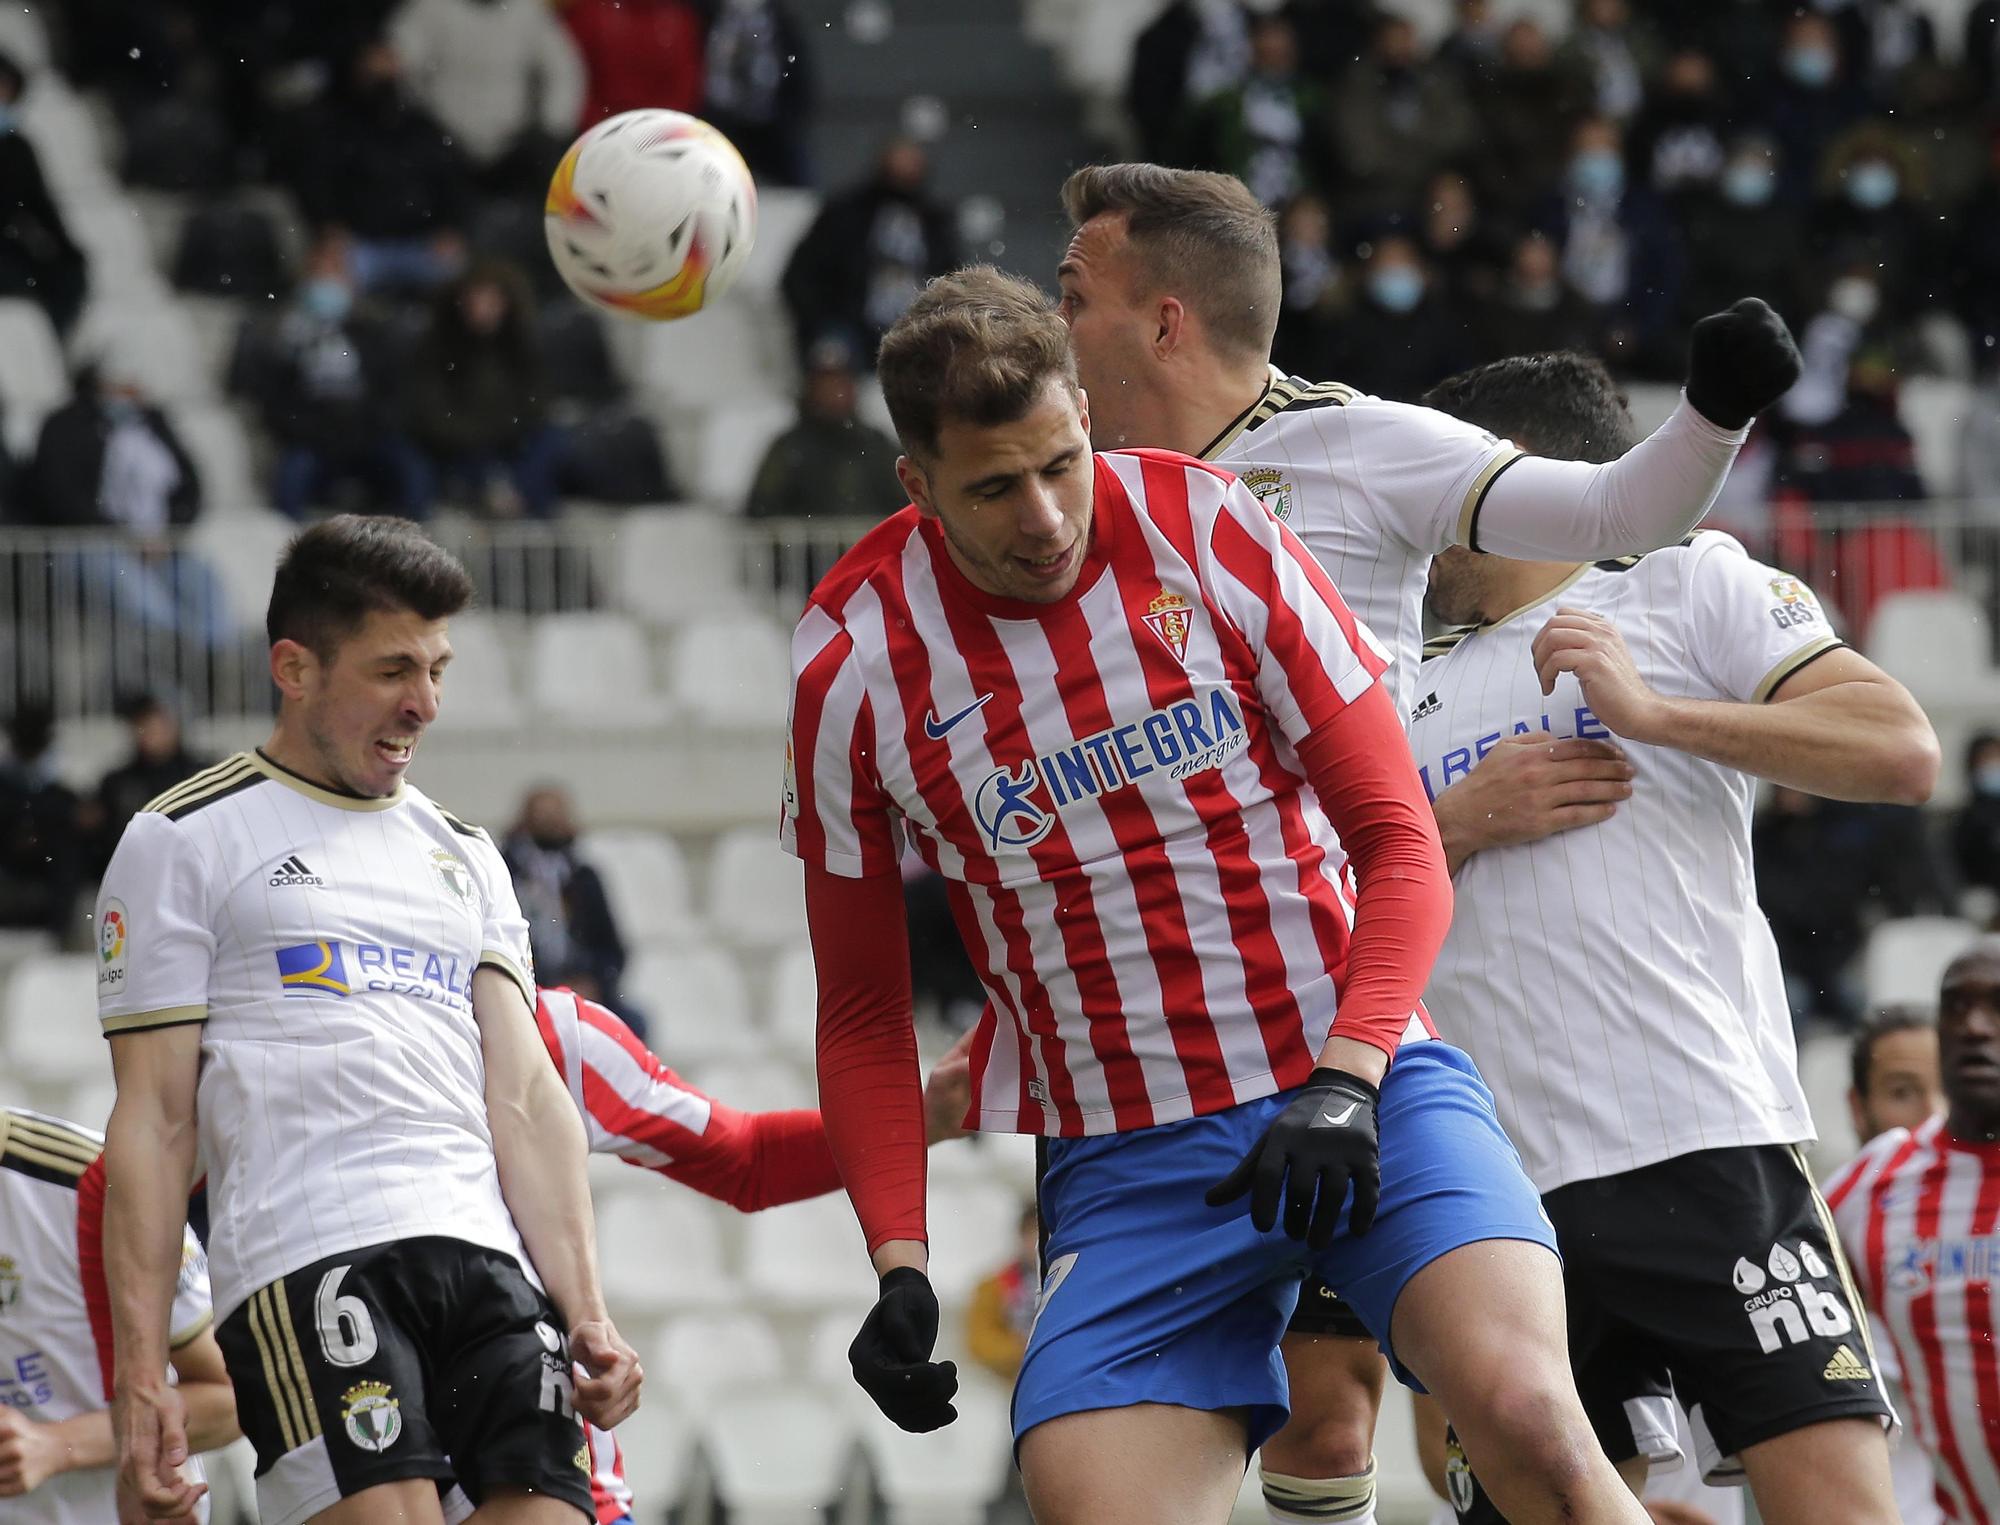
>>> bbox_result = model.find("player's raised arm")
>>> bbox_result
[1462,300,1801,561]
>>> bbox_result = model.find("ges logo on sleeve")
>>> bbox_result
[1767,577,1819,632]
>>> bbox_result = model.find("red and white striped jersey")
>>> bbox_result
[1825,1118,1999,1523]
[783,449,1428,1138]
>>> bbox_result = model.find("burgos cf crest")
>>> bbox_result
[1142,588,1193,665]
[0,1254,20,1311]
[1240,465,1294,522]
[342,1379,402,1452]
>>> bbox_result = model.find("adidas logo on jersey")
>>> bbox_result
[1411,692,1441,721]
[268,855,324,888]
[1823,1344,1871,1382]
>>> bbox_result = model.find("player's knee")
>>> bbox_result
[1261,1410,1375,1479]
[1457,1375,1598,1495]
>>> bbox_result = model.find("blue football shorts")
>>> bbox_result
[1012,1041,1557,1450]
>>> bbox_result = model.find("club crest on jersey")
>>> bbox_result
[0,1255,20,1311]
[970,687,1248,851]
[1141,588,1194,665]
[429,849,474,909]
[341,1380,402,1452]
[1240,465,1294,522]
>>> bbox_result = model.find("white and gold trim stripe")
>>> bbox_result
[142,755,260,817]
[478,950,536,1011]
[101,1005,208,1036]
[1454,446,1527,549]
[1753,637,1843,703]
[246,751,404,812]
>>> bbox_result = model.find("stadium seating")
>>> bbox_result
[1,955,110,1090]
[630,300,783,413]
[924,1180,1030,1304]
[707,827,809,952]
[1863,916,1982,1009]
[1868,590,2000,703]
[0,298,70,454]
[598,1189,738,1313]
[685,1059,815,1116]
[703,1388,858,1525]
[766,943,818,1064]
[608,508,750,625]
[425,611,526,731]
[183,505,300,634]
[655,1310,788,1393]
[622,945,766,1066]
[692,399,796,512]
[579,828,700,941]
[171,405,262,520]
[527,611,675,727]
[665,610,793,732]
[606,1394,703,1519]
[859,1371,1013,1525]
[743,1194,877,1308]
[737,188,820,299]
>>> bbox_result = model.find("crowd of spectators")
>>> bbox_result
[1135,0,1997,519]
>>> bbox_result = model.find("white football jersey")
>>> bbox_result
[1408,533,1838,1192]
[1210,368,1522,715]
[94,751,537,1320]
[0,1109,210,1524]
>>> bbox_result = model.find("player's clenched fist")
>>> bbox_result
[569,1320,643,1429]
[1683,296,1801,430]
[1207,1069,1381,1247]
[1533,607,1664,741]
[1432,733,1635,870]
[0,1405,63,1497]
[850,1267,959,1432]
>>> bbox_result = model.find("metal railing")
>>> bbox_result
[3,500,1994,720]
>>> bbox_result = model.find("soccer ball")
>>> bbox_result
[544,109,758,321]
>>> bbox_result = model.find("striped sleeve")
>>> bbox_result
[780,603,903,878]
[1197,464,1391,744]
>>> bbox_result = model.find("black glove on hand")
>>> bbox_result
[1683,297,1802,430]
[849,1266,959,1432]
[1205,1068,1381,1247]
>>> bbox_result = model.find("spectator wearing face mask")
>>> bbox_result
[0,50,86,338]
[1317,234,1467,402]
[1779,343,1928,506]
[255,236,423,520]
[1956,732,2000,908]
[1534,113,1683,376]
[1811,126,1932,316]
[1756,11,1873,204]
[1680,135,1802,329]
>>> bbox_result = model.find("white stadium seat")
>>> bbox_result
[1797,1029,1858,1177]
[1863,916,1981,1010]
[183,507,295,633]
[665,610,792,732]
[1868,591,2000,702]
[621,946,767,1065]
[427,611,524,730]
[64,199,167,294]
[0,298,70,431]
[685,1059,814,1116]
[0,3,52,70]
[743,1195,877,1309]
[597,1190,737,1314]
[708,827,808,952]
[766,943,817,1063]
[526,611,674,727]
[608,507,749,624]
[578,829,698,940]
[70,298,213,404]
[692,400,795,512]
[804,1305,876,1389]
[925,1180,1030,1304]
[737,187,819,298]
[655,1310,787,1393]
[703,1388,857,1525]
[603,1394,701,1520]
[172,404,263,518]
[860,1372,1013,1525]
[632,299,782,411]
[2,955,110,1089]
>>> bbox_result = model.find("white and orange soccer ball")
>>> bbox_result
[544,109,757,321]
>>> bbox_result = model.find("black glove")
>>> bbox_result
[848,1266,959,1432]
[1205,1068,1380,1247]
[1683,297,1802,430]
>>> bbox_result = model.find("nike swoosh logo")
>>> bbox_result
[1319,1100,1359,1128]
[924,693,994,740]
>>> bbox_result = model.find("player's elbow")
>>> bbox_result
[1878,720,1941,807]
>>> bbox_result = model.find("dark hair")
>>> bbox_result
[4,701,54,762]
[1851,1004,1935,1096]
[1060,164,1281,362]
[1965,729,2000,771]
[266,515,474,657]
[876,266,1077,459]
[0,50,22,103]
[1420,351,1639,463]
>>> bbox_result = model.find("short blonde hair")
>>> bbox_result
[877,266,1077,459]
[1060,163,1281,361]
